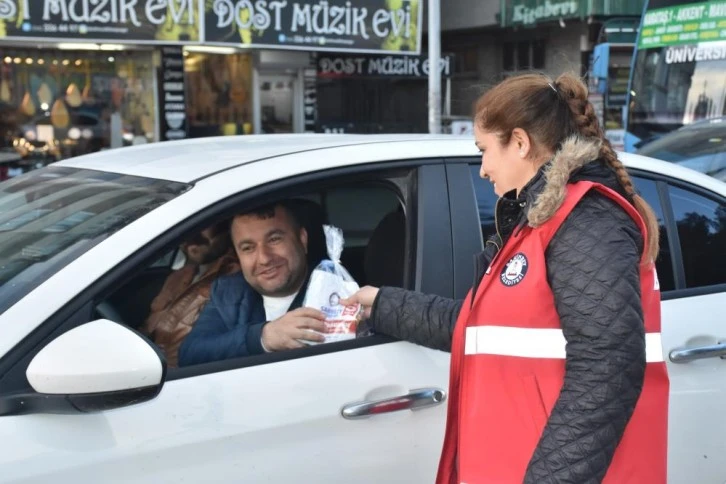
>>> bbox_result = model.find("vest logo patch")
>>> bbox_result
[500,253,528,286]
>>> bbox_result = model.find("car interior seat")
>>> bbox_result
[363,206,406,288]
[287,198,328,270]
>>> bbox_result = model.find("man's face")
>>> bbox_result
[231,207,308,297]
[182,225,230,265]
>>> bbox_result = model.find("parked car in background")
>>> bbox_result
[637,117,726,182]
[1,135,725,483]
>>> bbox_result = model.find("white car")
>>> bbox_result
[0,135,725,483]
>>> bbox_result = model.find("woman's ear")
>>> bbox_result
[511,128,533,159]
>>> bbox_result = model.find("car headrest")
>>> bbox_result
[287,198,328,269]
[364,207,405,288]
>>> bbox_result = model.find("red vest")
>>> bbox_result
[437,182,669,484]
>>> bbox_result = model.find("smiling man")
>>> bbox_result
[178,202,327,367]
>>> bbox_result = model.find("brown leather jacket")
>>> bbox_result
[141,251,240,367]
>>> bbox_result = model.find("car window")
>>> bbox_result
[632,177,675,292]
[467,166,677,292]
[669,185,726,289]
[95,177,408,372]
[325,186,401,247]
[469,165,498,239]
[0,167,190,315]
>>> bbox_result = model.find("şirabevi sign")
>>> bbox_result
[503,0,579,26]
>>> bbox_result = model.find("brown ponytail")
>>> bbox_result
[554,73,660,262]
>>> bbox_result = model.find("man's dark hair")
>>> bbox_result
[235,200,302,232]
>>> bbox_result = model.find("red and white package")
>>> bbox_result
[302,225,361,344]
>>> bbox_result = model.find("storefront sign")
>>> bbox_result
[205,0,422,54]
[0,0,201,42]
[317,53,451,78]
[664,43,726,64]
[503,0,579,26]
[639,1,726,49]
[157,46,188,141]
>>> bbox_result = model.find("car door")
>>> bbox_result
[0,161,453,483]
[634,175,726,483]
[447,156,726,482]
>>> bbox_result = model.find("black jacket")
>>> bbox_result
[369,137,646,483]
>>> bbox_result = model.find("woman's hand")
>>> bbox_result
[341,286,380,320]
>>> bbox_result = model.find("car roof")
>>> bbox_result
[56,134,471,183]
[55,134,726,195]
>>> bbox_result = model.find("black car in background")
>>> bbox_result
[637,117,726,182]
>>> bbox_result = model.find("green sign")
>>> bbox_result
[639,1,726,49]
[501,0,580,26]
[500,0,644,27]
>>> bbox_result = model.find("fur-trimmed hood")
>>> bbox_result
[526,136,604,227]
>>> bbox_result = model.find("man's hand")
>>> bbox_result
[261,308,327,351]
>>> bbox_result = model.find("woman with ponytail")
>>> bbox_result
[344,72,668,483]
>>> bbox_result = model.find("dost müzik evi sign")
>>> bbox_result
[205,0,423,54]
[0,0,201,42]
[317,53,452,78]
[0,0,423,54]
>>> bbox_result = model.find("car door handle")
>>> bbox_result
[669,342,726,363]
[341,387,447,420]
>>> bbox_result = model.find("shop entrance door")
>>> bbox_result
[258,73,301,134]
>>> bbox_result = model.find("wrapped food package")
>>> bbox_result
[302,225,362,344]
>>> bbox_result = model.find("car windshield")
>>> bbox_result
[627,0,726,145]
[637,119,726,180]
[0,167,189,315]
[628,42,726,144]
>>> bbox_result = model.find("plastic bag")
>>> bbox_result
[302,225,361,344]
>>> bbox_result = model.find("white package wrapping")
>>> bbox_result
[302,225,361,344]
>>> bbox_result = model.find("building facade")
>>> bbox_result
[440,0,645,121]
[0,0,425,174]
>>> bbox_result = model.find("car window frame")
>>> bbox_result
[659,178,726,297]
[629,174,681,293]
[630,170,726,299]
[0,158,450,392]
[446,156,726,302]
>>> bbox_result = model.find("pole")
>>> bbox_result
[428,0,441,134]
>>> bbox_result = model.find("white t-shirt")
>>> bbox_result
[263,292,298,322]
[261,292,299,353]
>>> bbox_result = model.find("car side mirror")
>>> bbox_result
[0,320,166,416]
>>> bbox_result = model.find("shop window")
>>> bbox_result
[532,43,546,69]
[449,45,478,76]
[260,75,295,134]
[0,49,156,169]
[502,43,515,72]
[517,42,531,70]
[503,41,546,72]
[316,78,428,134]
[184,52,253,138]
